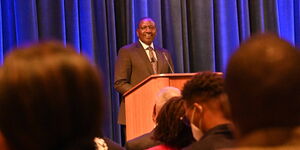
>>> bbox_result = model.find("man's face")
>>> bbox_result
[136,19,157,45]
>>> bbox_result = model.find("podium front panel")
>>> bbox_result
[125,77,169,140]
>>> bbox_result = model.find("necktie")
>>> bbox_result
[147,47,157,74]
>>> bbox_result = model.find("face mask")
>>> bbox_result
[190,106,204,141]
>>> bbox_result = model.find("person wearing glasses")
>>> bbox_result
[181,72,235,150]
[114,17,174,125]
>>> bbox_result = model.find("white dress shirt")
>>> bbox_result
[139,39,157,62]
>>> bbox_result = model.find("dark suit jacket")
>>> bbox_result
[183,124,235,150]
[114,42,174,124]
[125,131,161,150]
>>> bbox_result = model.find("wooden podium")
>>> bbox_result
[123,73,196,141]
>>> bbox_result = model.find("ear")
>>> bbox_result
[136,30,139,37]
[193,102,203,113]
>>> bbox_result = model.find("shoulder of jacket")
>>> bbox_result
[120,42,140,50]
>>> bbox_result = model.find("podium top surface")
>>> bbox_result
[123,73,197,96]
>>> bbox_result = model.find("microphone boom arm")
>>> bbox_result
[163,52,174,73]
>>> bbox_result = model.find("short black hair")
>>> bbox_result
[136,17,155,29]
[182,71,224,107]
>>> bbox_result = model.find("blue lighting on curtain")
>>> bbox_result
[37,0,66,43]
[237,0,250,41]
[78,0,96,62]
[131,0,148,42]
[147,0,163,45]
[277,0,295,44]
[258,0,265,31]
[0,1,3,64]
[14,0,39,45]
[2,0,17,55]
[134,0,148,20]
[65,0,80,52]
[294,0,300,47]
[214,0,240,71]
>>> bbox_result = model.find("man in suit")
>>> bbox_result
[181,72,235,150]
[225,33,300,150]
[114,17,174,124]
[125,86,181,150]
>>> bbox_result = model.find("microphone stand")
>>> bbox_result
[162,52,174,73]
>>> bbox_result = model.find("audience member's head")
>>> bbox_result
[0,42,104,150]
[152,97,194,148]
[182,72,232,141]
[152,86,181,122]
[225,33,300,138]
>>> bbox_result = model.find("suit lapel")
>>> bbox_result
[135,42,154,74]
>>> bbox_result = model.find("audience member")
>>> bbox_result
[147,97,195,150]
[0,42,123,150]
[181,72,235,150]
[125,86,181,150]
[152,86,182,122]
[225,33,300,149]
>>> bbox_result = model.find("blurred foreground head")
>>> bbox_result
[225,33,300,137]
[0,42,104,150]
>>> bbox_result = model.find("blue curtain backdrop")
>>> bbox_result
[1,0,300,144]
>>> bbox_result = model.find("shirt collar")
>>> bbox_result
[139,39,154,50]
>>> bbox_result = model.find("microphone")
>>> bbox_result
[163,52,174,73]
